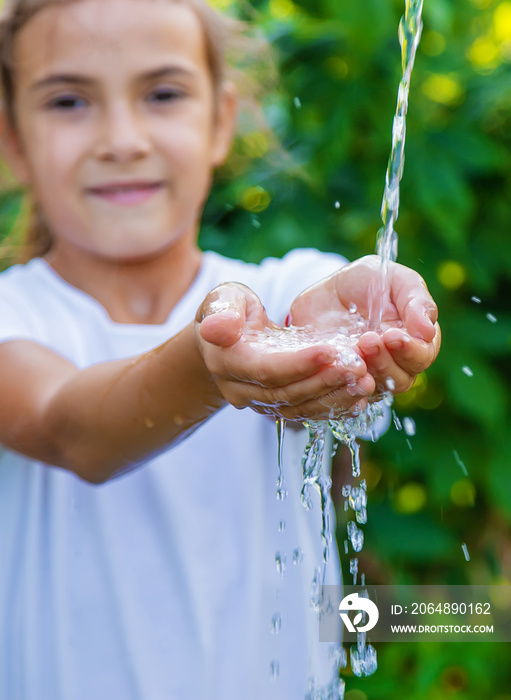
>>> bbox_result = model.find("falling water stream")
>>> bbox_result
[255,0,425,695]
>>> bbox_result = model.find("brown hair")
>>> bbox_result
[0,0,241,263]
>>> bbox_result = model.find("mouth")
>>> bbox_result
[87,181,164,206]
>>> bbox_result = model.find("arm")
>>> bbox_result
[0,282,368,483]
[0,322,223,484]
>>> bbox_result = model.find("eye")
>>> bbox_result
[46,94,88,111]
[147,87,184,104]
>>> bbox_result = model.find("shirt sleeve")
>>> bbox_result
[0,275,41,344]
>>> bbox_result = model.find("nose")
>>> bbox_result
[95,102,150,163]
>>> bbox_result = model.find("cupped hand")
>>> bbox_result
[288,255,441,395]
[195,282,373,420]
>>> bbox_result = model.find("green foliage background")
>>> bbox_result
[1,0,510,697]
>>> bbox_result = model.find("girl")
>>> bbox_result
[0,0,440,698]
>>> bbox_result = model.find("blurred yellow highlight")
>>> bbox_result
[450,479,476,507]
[240,186,272,213]
[494,2,511,41]
[394,483,427,514]
[421,31,447,57]
[437,260,466,289]
[242,132,270,159]
[207,0,233,10]
[421,74,464,106]
[324,56,349,80]
[469,36,501,69]
[269,0,296,20]
[489,580,511,609]
[344,690,368,700]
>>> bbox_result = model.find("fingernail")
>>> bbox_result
[363,344,380,357]
[386,339,403,350]
[317,351,335,364]
[347,382,368,397]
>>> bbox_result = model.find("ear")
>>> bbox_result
[0,106,30,184]
[211,81,238,168]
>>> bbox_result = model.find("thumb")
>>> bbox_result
[196,283,249,348]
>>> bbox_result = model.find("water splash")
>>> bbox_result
[293,547,304,565]
[403,416,416,436]
[269,1,425,686]
[350,632,378,678]
[369,0,424,330]
[269,660,280,682]
[276,418,286,491]
[275,551,287,578]
[453,450,468,476]
[270,612,282,635]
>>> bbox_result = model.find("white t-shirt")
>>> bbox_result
[0,249,346,700]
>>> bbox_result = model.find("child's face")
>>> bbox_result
[8,0,236,263]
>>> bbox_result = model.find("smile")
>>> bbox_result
[87,181,164,206]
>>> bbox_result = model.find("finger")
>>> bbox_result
[216,341,367,389]
[200,310,245,347]
[223,364,374,410]
[198,283,261,347]
[389,265,438,341]
[382,327,438,375]
[357,331,414,393]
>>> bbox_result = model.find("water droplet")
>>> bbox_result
[386,377,396,391]
[342,484,351,497]
[471,296,481,304]
[270,612,282,635]
[462,542,470,561]
[276,488,288,501]
[453,450,468,476]
[403,417,416,436]
[344,540,349,554]
[361,573,365,586]
[350,557,358,585]
[462,366,473,377]
[393,411,402,431]
[270,660,280,681]
[349,302,358,314]
[310,566,322,613]
[327,677,346,699]
[251,216,261,229]
[275,551,286,577]
[329,643,348,671]
[293,96,302,108]
[406,438,413,450]
[347,521,364,552]
[350,642,377,677]
[278,520,286,533]
[356,507,367,525]
[335,200,341,209]
[293,547,304,565]
[486,313,497,323]
[349,485,367,512]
